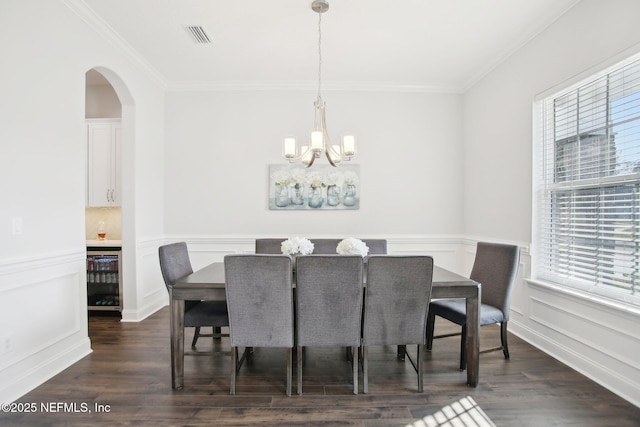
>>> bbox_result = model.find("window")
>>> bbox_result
[535,57,640,305]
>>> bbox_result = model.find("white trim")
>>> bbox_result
[121,294,166,323]
[463,0,581,92]
[0,337,91,404]
[527,278,640,317]
[63,0,167,90]
[0,248,85,274]
[164,80,464,94]
[535,43,640,101]
[509,318,640,407]
[0,250,91,403]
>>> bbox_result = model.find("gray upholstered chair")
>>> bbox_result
[159,242,229,348]
[255,238,286,254]
[362,255,434,393]
[361,239,387,255]
[311,238,387,255]
[295,254,364,395]
[224,254,294,395]
[309,238,341,253]
[426,242,520,370]
[255,238,387,255]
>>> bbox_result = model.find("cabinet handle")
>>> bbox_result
[106,189,110,202]
[110,189,115,203]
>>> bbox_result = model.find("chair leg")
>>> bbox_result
[286,348,292,396]
[501,321,510,359]
[352,345,358,395]
[297,345,303,395]
[459,325,467,371]
[425,312,435,351]
[417,344,423,393]
[191,327,201,348]
[363,346,369,394]
[397,345,406,360]
[230,346,237,395]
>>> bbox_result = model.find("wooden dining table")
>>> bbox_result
[170,261,481,390]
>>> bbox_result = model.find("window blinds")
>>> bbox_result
[536,58,640,303]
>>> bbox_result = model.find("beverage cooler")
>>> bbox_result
[86,247,122,312]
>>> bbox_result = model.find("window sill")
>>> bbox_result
[526,278,640,317]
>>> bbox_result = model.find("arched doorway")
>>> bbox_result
[84,67,135,321]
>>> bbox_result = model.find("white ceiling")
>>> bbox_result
[77,0,580,92]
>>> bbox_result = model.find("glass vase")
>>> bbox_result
[274,183,290,207]
[343,184,357,207]
[308,186,324,208]
[326,185,340,206]
[291,184,304,205]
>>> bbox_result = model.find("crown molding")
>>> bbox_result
[63,0,167,90]
[462,0,581,92]
[164,80,464,94]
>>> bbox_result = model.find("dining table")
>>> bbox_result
[169,261,481,390]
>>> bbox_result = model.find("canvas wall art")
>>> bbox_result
[269,164,360,210]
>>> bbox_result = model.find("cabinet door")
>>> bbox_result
[112,125,122,205]
[87,121,121,206]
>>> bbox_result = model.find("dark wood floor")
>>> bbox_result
[2,307,638,426]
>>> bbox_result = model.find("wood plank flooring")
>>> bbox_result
[1,307,638,426]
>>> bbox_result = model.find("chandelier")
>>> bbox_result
[282,0,356,168]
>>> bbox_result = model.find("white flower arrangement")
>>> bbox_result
[325,170,343,186]
[290,168,307,185]
[271,168,292,186]
[343,171,359,186]
[306,171,326,189]
[336,238,369,257]
[281,236,315,255]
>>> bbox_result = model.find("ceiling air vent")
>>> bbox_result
[184,25,212,44]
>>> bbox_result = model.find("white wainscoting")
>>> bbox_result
[512,279,640,407]
[459,238,640,406]
[0,249,92,404]
[162,234,468,270]
[121,237,168,322]
[450,238,640,406]
[7,236,636,406]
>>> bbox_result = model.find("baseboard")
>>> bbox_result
[0,337,92,404]
[121,295,166,322]
[509,320,640,407]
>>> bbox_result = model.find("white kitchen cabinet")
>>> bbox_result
[87,119,121,206]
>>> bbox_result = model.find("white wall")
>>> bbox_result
[0,0,166,403]
[164,90,464,236]
[3,0,640,408]
[85,83,121,118]
[463,0,640,405]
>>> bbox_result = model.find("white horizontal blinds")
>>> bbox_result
[537,59,640,299]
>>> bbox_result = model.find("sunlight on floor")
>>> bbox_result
[407,396,496,427]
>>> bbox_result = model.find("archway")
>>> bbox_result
[85,67,136,321]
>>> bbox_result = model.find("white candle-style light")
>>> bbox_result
[283,137,297,158]
[311,130,324,151]
[342,134,356,156]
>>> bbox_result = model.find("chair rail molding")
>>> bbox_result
[0,248,92,404]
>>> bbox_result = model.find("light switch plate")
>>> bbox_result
[12,217,22,235]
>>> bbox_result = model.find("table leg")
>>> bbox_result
[466,286,480,387]
[170,297,185,390]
